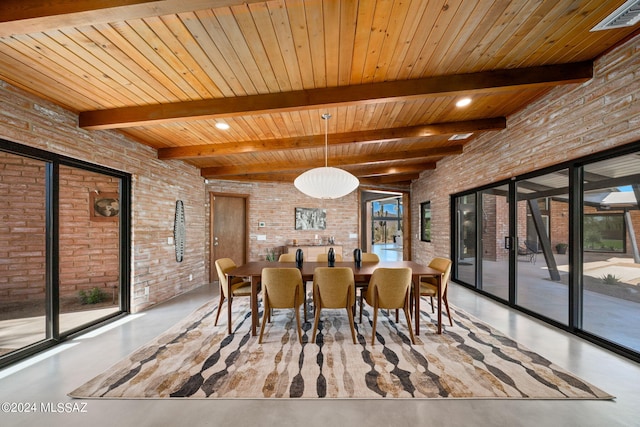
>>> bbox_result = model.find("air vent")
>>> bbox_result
[591,0,640,31]
[448,133,473,141]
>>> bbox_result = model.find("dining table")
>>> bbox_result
[227,260,443,337]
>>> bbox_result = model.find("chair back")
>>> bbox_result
[313,267,355,308]
[317,253,343,262]
[261,268,304,309]
[427,257,452,294]
[360,252,380,262]
[215,258,237,298]
[278,253,296,262]
[366,267,412,309]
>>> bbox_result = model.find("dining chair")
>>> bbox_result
[316,253,343,262]
[214,258,253,334]
[278,253,296,262]
[259,267,305,344]
[359,267,415,345]
[311,267,357,344]
[416,257,453,326]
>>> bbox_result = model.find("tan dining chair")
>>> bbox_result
[360,267,415,345]
[316,253,343,262]
[278,253,296,262]
[311,267,357,344]
[214,258,253,334]
[259,267,305,344]
[417,257,454,326]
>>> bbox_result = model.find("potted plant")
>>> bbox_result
[555,243,568,254]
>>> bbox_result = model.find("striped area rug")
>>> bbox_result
[69,297,613,399]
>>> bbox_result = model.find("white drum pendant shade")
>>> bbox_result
[294,166,360,199]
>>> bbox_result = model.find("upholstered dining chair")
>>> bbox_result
[259,267,305,344]
[311,267,357,344]
[416,257,454,326]
[278,253,296,262]
[359,267,415,345]
[214,258,253,334]
[316,253,343,262]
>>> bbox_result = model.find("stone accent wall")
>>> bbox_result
[0,81,206,312]
[412,34,640,265]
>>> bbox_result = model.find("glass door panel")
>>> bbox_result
[454,195,476,286]
[515,170,569,324]
[58,166,121,334]
[0,152,48,356]
[582,154,640,353]
[479,184,510,300]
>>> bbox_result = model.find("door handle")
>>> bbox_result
[504,236,512,250]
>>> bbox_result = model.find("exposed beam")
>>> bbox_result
[157,118,504,160]
[198,147,449,177]
[79,63,592,130]
[0,0,263,37]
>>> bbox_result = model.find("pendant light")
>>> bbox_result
[294,113,360,199]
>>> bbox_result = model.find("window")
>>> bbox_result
[421,201,431,242]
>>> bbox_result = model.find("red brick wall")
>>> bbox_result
[204,180,360,262]
[0,152,46,303]
[411,34,640,266]
[0,81,206,313]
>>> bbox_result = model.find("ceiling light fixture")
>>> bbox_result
[456,97,472,107]
[294,113,360,199]
[215,122,230,130]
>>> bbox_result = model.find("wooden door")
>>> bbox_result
[210,193,248,282]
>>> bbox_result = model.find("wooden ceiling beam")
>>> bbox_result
[0,0,262,37]
[199,147,450,177]
[79,62,592,130]
[157,118,504,160]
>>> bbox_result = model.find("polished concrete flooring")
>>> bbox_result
[1,280,639,427]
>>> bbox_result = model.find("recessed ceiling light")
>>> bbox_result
[215,122,230,130]
[456,98,472,107]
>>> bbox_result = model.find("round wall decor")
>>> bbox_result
[174,200,186,262]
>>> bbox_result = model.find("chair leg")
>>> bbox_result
[294,286,302,343]
[430,296,435,313]
[303,281,308,323]
[258,292,270,344]
[214,292,225,326]
[371,307,378,346]
[403,306,416,344]
[443,294,454,326]
[347,306,357,344]
[311,291,322,343]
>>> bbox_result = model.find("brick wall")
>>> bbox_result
[411,34,640,266]
[204,180,360,263]
[0,81,206,313]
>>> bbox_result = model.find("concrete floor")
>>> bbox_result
[0,280,639,427]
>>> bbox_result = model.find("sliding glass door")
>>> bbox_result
[581,153,640,353]
[515,170,569,325]
[452,143,640,361]
[0,141,130,367]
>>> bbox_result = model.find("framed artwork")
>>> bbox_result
[295,207,326,230]
[90,192,120,221]
[420,201,431,242]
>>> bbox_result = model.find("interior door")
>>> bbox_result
[211,193,247,282]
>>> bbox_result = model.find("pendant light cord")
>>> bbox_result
[322,113,331,168]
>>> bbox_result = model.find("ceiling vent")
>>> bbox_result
[591,0,640,31]
[449,133,473,141]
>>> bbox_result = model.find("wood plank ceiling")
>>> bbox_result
[0,0,638,191]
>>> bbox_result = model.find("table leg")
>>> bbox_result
[251,276,260,336]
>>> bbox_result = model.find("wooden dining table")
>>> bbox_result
[227,260,444,337]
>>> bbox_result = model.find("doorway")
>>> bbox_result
[210,193,248,282]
